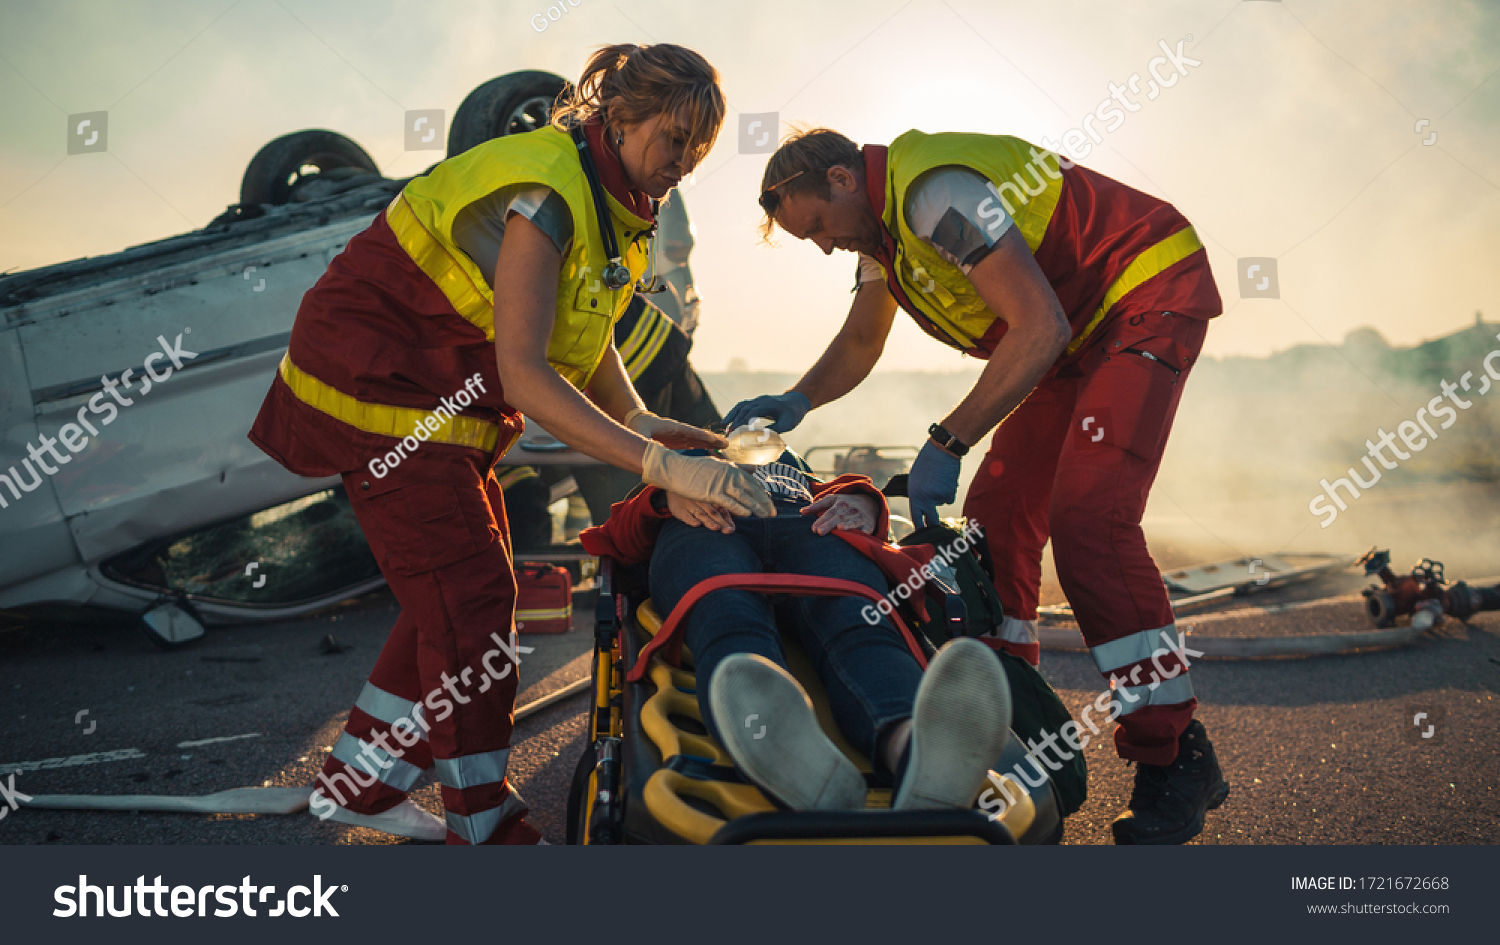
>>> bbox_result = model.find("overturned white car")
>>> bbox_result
[0,71,702,644]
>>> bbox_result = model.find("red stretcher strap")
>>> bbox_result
[625,572,929,683]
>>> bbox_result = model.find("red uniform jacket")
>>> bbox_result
[861,144,1222,361]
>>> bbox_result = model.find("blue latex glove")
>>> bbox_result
[723,391,812,433]
[907,440,962,530]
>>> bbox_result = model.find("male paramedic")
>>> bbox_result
[727,127,1228,845]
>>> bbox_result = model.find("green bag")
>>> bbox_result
[900,521,1088,817]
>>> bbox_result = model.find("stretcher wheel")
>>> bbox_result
[565,741,594,845]
[567,737,623,844]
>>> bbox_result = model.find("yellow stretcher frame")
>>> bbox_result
[572,560,1052,846]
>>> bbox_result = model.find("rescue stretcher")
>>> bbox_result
[566,558,1065,845]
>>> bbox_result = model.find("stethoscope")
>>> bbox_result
[571,124,666,294]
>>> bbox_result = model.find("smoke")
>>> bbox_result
[701,321,1500,579]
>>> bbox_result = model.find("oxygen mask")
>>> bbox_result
[720,417,786,466]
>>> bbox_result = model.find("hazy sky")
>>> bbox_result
[2,0,1498,372]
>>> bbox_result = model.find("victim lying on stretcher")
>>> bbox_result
[579,444,1014,812]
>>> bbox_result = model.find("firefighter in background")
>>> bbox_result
[730,127,1227,845]
[249,44,771,845]
[495,465,554,552]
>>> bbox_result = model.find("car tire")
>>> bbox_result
[239,129,379,207]
[447,71,569,158]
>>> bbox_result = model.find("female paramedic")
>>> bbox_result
[248,44,772,845]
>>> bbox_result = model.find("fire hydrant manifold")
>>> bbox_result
[1357,548,1500,629]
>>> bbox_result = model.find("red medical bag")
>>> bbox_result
[515,562,572,634]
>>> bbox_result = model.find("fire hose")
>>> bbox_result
[1040,550,1500,658]
[21,678,593,816]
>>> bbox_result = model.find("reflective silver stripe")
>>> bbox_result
[353,683,427,741]
[444,790,528,844]
[434,748,511,791]
[516,607,570,621]
[330,732,423,791]
[985,615,1037,645]
[1112,672,1195,717]
[1090,623,1182,674]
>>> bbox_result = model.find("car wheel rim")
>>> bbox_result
[506,95,553,135]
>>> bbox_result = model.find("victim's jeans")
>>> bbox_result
[648,498,923,766]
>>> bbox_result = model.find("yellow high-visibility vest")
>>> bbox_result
[884,130,1201,356]
[393,124,653,388]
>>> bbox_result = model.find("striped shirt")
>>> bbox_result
[750,457,814,504]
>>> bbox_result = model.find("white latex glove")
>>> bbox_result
[640,441,774,518]
[625,408,727,451]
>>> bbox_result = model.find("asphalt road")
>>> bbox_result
[2,570,1497,846]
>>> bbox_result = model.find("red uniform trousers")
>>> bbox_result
[312,446,540,845]
[963,307,1208,766]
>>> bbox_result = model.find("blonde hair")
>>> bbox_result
[551,44,725,171]
[757,127,862,240]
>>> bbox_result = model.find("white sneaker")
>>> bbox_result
[314,793,448,842]
[709,653,867,811]
[893,638,1013,810]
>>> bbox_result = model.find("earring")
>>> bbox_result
[615,133,624,148]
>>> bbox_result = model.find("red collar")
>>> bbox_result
[860,141,962,351]
[863,144,889,217]
[582,118,655,224]
[861,144,895,264]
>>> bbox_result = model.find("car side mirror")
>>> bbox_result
[140,601,205,649]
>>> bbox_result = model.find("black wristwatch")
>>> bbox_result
[928,423,970,457]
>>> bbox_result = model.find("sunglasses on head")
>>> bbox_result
[757,169,809,216]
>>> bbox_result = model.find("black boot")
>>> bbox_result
[1111,719,1229,845]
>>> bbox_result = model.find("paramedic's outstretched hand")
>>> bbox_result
[802,493,879,536]
[625,408,727,451]
[667,492,737,533]
[641,441,774,518]
[907,440,961,529]
[723,391,811,433]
